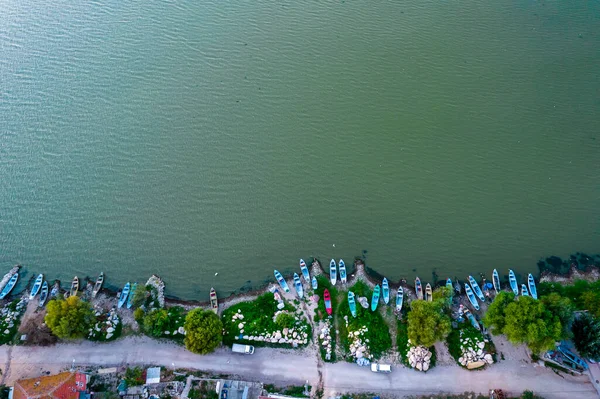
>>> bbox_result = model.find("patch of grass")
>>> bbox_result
[396,319,410,366]
[264,384,309,398]
[314,275,337,362]
[124,367,145,387]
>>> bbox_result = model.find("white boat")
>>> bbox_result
[339,259,347,284]
[300,259,310,282]
[0,273,19,300]
[29,274,44,299]
[396,287,404,312]
[492,269,500,293]
[528,274,538,300]
[39,281,49,307]
[92,272,104,299]
[293,273,304,299]
[509,269,519,296]
[329,259,337,286]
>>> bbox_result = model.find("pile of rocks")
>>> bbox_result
[406,341,432,371]
[0,297,27,337]
[457,333,494,368]
[318,320,333,360]
[345,317,372,361]
[164,326,186,336]
[89,309,121,341]
[232,309,309,346]
[145,275,165,308]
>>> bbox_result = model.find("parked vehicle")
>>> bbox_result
[370,363,392,373]
[232,344,255,354]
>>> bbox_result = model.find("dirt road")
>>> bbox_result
[0,336,597,399]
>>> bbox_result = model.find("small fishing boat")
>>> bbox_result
[382,278,390,304]
[299,259,310,282]
[29,274,44,299]
[39,281,49,307]
[274,270,290,292]
[492,269,500,293]
[70,276,79,297]
[311,276,318,290]
[509,269,519,295]
[464,309,481,331]
[92,272,104,299]
[118,282,130,308]
[521,284,529,297]
[415,277,423,300]
[446,278,453,290]
[126,283,138,309]
[50,282,59,298]
[210,288,218,313]
[339,259,347,284]
[329,259,337,286]
[348,291,357,318]
[465,283,480,311]
[396,287,404,312]
[371,284,381,311]
[293,273,304,299]
[323,289,332,315]
[528,274,538,300]
[425,283,433,301]
[454,277,462,294]
[468,276,485,302]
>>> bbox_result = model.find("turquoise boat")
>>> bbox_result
[465,283,480,311]
[118,282,130,309]
[371,285,381,311]
[311,276,318,290]
[396,287,404,312]
[528,274,538,300]
[382,278,389,304]
[446,278,453,290]
[293,273,304,299]
[521,284,529,297]
[0,273,19,300]
[339,259,347,284]
[329,259,337,286]
[415,277,423,300]
[492,269,500,293]
[465,310,481,331]
[509,269,519,295]
[274,270,290,292]
[348,291,357,318]
[127,283,138,309]
[468,275,485,302]
[300,259,310,282]
[29,274,44,299]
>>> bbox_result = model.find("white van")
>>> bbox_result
[370,363,392,373]
[231,344,255,354]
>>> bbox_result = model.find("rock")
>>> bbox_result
[106,332,113,339]
[238,314,244,319]
[278,338,286,344]
[178,327,185,334]
[425,352,432,360]
[409,355,416,364]
[283,328,289,336]
[423,362,430,371]
[271,338,278,343]
[164,331,170,335]
[172,331,177,335]
[319,333,325,340]
[484,354,494,364]
[478,342,485,349]
[274,332,282,340]
[238,322,244,329]
[293,331,297,338]
[356,351,363,359]
[240,329,244,334]
[243,335,249,340]
[416,362,423,371]
[107,327,114,333]
[477,349,483,356]
[458,357,464,364]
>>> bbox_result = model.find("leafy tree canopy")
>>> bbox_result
[407,300,451,347]
[184,308,223,354]
[483,291,515,334]
[572,313,600,360]
[275,312,295,329]
[44,296,95,339]
[540,292,574,336]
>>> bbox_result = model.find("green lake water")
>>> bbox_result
[1,0,599,299]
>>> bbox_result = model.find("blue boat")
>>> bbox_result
[528,274,538,300]
[509,269,519,295]
[468,276,485,302]
[371,285,380,311]
[299,259,310,282]
[118,282,130,308]
[446,278,453,290]
[0,273,19,300]
[39,281,49,307]
[382,278,390,304]
[311,276,318,290]
[274,270,290,292]
[29,274,44,299]
[293,273,304,299]
[329,259,337,286]
[465,309,481,331]
[465,283,480,311]
[492,269,500,293]
[339,259,347,284]
[396,287,404,312]
[521,284,529,297]
[348,291,357,318]
[127,283,138,309]
[415,277,423,300]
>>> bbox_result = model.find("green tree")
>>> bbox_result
[540,292,574,337]
[275,312,295,329]
[572,313,600,360]
[581,291,600,318]
[483,291,515,333]
[184,308,223,354]
[44,296,95,339]
[131,287,148,309]
[407,300,451,347]
[143,309,170,337]
[432,286,453,307]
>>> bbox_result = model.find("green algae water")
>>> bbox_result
[1,0,599,299]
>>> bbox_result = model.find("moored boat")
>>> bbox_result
[39,281,49,307]
[92,272,104,299]
[274,270,290,292]
[454,277,462,294]
[50,282,59,298]
[465,283,480,311]
[348,291,357,318]
[468,276,485,302]
[293,273,304,299]
[210,288,218,313]
[300,259,310,282]
[396,287,404,312]
[382,278,390,304]
[0,273,19,300]
[415,277,423,300]
[329,259,337,286]
[492,269,500,293]
[528,274,538,300]
[311,276,318,290]
[339,259,347,284]
[446,278,453,290]
[509,269,519,295]
[70,276,79,297]
[371,284,380,311]
[521,284,529,297]
[29,274,44,299]
[425,283,432,302]
[464,309,481,331]
[126,283,138,309]
[323,289,332,315]
[118,282,130,308]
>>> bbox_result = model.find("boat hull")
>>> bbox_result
[371,285,380,311]
[339,260,347,284]
[465,284,480,311]
[492,269,500,293]
[396,287,404,312]
[382,278,389,304]
[329,259,337,286]
[300,259,310,282]
[348,291,357,318]
[528,274,538,300]
[118,283,130,308]
[509,270,519,295]
[468,276,485,302]
[415,278,423,300]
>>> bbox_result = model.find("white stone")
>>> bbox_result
[164,331,170,335]
[423,362,430,371]
[278,338,286,344]
[240,329,244,334]
[107,327,114,333]
[293,331,297,338]
[243,335,249,340]
[178,327,185,334]
[356,351,363,359]
[416,362,423,371]
[274,332,282,340]
[238,314,244,319]
[238,322,244,329]
[106,332,113,339]
[478,342,485,349]
[425,352,432,360]
[283,328,289,336]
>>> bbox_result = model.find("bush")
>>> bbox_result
[276,312,295,329]
[396,319,410,366]
[184,308,223,354]
[44,296,95,339]
[125,367,145,386]
[572,313,600,359]
[143,306,185,339]
[134,308,145,324]
[407,300,451,347]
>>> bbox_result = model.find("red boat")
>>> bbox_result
[323,289,332,315]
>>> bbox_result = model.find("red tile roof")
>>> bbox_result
[14,372,87,399]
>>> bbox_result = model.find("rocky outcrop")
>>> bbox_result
[406,342,432,371]
[345,316,372,362]
[457,333,494,368]
[318,320,333,360]
[145,275,165,308]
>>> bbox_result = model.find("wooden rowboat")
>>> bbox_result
[92,272,104,299]
[299,259,310,282]
[39,281,49,307]
[382,278,390,304]
[425,283,433,302]
[210,288,218,313]
[117,282,130,308]
[70,276,79,297]
[311,276,318,290]
[528,274,538,300]
[30,274,44,299]
[492,269,500,293]
[293,273,304,299]
[339,259,347,284]
[415,277,423,300]
[127,283,138,309]
[465,283,480,311]
[274,270,290,292]
[396,287,404,313]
